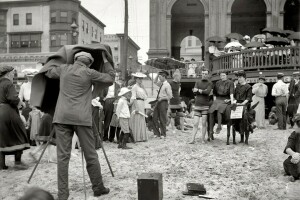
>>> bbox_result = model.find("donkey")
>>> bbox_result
[208,101,259,145]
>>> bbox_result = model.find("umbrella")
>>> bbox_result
[244,42,266,48]
[145,57,185,70]
[265,37,289,46]
[288,32,300,41]
[206,36,225,43]
[225,33,243,40]
[284,30,295,36]
[262,27,286,36]
[224,41,243,49]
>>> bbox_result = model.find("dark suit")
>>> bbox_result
[102,83,120,141]
[288,79,300,127]
[45,60,114,200]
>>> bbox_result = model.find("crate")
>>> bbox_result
[137,173,163,200]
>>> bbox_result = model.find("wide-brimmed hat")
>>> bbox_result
[292,71,300,76]
[118,87,131,96]
[74,52,94,63]
[0,66,14,77]
[131,72,147,78]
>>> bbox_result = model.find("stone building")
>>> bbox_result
[148,0,300,61]
[0,0,105,76]
[104,34,140,72]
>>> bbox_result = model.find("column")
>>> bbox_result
[166,14,171,56]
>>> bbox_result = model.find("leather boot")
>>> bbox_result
[122,133,132,149]
[118,133,124,148]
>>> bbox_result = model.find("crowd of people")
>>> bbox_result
[1,49,300,200]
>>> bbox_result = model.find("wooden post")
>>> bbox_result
[122,0,129,81]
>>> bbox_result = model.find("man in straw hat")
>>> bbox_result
[116,87,133,149]
[153,70,173,139]
[0,66,30,170]
[45,51,113,199]
[272,72,289,130]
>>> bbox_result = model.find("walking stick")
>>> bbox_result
[27,129,55,183]
[81,149,87,200]
[92,119,115,177]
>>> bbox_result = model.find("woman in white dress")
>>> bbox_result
[129,72,148,142]
[251,76,268,128]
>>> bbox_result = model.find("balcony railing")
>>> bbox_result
[211,46,300,75]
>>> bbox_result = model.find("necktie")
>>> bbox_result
[156,82,164,100]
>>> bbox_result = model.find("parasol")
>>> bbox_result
[224,41,243,49]
[284,30,295,36]
[288,32,300,41]
[225,33,243,40]
[206,36,226,43]
[244,42,266,48]
[262,27,286,36]
[265,37,289,46]
[145,57,185,70]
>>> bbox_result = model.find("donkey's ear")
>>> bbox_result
[251,101,259,110]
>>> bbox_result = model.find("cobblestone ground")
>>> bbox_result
[1,121,300,200]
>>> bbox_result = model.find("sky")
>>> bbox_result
[81,0,150,63]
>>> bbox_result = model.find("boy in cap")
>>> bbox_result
[272,73,289,130]
[153,70,173,139]
[116,87,133,149]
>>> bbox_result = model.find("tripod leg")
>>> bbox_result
[81,149,87,200]
[27,129,55,183]
[92,119,114,177]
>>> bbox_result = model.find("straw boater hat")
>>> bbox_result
[74,51,94,64]
[118,87,131,97]
[0,66,14,77]
[277,72,284,78]
[292,72,300,76]
[131,72,147,78]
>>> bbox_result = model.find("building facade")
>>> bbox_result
[0,0,105,76]
[148,0,300,61]
[104,34,140,72]
[180,36,203,61]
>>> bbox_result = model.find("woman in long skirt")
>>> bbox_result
[251,76,268,129]
[129,72,148,142]
[0,66,30,170]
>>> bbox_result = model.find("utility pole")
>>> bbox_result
[122,0,129,81]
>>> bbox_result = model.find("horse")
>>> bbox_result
[208,102,259,145]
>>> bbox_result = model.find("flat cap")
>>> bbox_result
[74,51,94,63]
[0,66,14,77]
[158,70,169,77]
[258,76,266,80]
